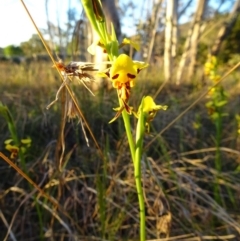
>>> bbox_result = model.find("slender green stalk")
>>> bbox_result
[213,108,223,205]
[215,115,222,170]
[121,109,135,161]
[134,103,146,241]
[80,1,147,239]
[81,0,104,41]
[120,102,145,240]
[119,99,146,240]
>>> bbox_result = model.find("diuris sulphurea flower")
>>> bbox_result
[4,138,31,159]
[98,54,148,122]
[138,96,168,133]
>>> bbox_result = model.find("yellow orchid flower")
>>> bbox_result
[100,54,148,98]
[110,54,147,85]
[141,96,167,121]
[204,54,219,81]
[139,96,168,132]
[4,139,14,145]
[99,54,148,122]
[21,138,32,147]
[4,137,32,159]
[119,38,140,51]
[5,144,19,159]
[99,54,148,83]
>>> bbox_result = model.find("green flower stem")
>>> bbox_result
[134,104,146,241]
[121,102,146,241]
[214,104,223,205]
[81,0,103,40]
[81,1,146,239]
[98,21,109,44]
[121,108,135,162]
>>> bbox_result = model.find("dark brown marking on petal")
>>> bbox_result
[109,106,125,123]
[127,73,136,79]
[122,100,132,114]
[137,68,141,74]
[149,111,154,115]
[118,85,131,102]
[125,81,131,88]
[112,74,119,80]
[104,70,110,78]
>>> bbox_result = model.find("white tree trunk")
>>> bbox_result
[176,0,207,85]
[187,0,207,80]
[171,0,178,58]
[164,0,178,82]
[146,0,163,64]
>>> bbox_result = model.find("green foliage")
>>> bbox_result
[20,34,45,55]
[4,45,24,56]
[197,42,208,64]
[0,102,19,146]
[218,14,240,63]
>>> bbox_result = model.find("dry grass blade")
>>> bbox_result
[0,152,84,236]
[0,152,59,207]
[2,176,47,241]
[180,147,240,156]
[0,209,17,241]
[146,156,240,234]
[147,233,237,240]
[19,0,104,162]
[1,187,74,241]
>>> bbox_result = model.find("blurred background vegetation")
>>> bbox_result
[0,0,240,240]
